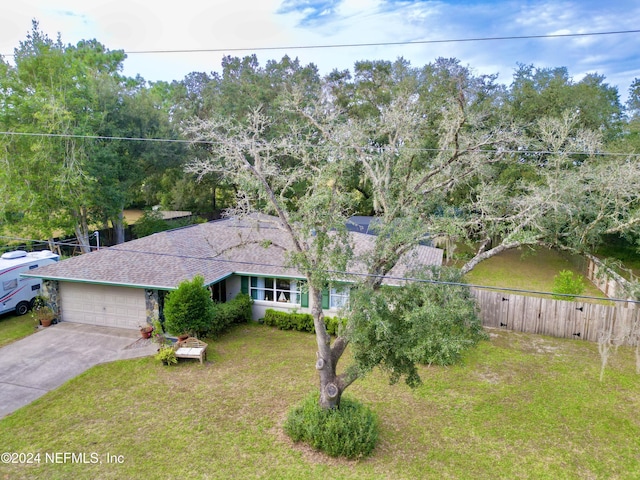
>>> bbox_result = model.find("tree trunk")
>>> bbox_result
[113,210,125,245]
[48,238,61,256]
[74,207,92,254]
[310,285,343,409]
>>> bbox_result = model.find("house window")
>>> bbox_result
[250,277,301,304]
[330,286,350,309]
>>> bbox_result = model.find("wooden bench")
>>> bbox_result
[174,337,208,364]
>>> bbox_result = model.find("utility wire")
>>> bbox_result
[126,29,640,54]
[4,232,638,305]
[0,130,638,158]
[0,233,99,251]
[3,29,638,57]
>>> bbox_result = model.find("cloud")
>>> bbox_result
[2,0,639,100]
[278,0,343,26]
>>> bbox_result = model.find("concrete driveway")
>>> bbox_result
[0,322,157,418]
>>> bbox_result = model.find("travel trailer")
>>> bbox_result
[0,250,60,316]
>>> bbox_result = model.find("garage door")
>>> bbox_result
[59,283,146,330]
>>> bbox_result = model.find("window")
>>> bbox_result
[250,277,301,304]
[3,279,17,292]
[330,286,350,309]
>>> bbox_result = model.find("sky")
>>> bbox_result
[2,0,639,101]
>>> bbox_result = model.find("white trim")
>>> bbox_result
[249,275,303,306]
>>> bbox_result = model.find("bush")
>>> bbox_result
[155,345,177,365]
[552,270,586,300]
[324,316,346,336]
[264,309,314,332]
[284,392,379,459]
[209,293,253,337]
[264,309,346,335]
[163,275,214,338]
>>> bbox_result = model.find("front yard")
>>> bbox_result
[0,324,638,479]
[0,313,37,348]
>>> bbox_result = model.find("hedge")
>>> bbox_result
[263,309,346,335]
[208,293,253,337]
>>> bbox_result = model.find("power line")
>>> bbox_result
[3,232,638,305]
[0,233,99,251]
[125,29,640,55]
[0,131,190,144]
[3,29,638,57]
[0,130,638,158]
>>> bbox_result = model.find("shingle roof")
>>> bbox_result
[27,215,443,289]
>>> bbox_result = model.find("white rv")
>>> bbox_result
[0,250,60,316]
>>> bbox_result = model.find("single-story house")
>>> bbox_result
[24,215,443,330]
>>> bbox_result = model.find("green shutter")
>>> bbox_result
[301,290,309,308]
[240,276,249,295]
[321,288,330,309]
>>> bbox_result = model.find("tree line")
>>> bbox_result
[1,22,638,257]
[2,22,640,413]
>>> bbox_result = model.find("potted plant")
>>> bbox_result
[155,345,177,366]
[34,305,55,327]
[31,296,56,328]
[139,324,154,339]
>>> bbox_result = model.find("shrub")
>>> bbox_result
[552,270,586,300]
[264,309,346,335]
[324,316,347,336]
[284,392,379,459]
[209,293,253,337]
[155,345,177,365]
[264,309,314,332]
[163,275,214,338]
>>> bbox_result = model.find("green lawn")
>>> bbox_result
[463,246,606,298]
[1,323,638,479]
[0,312,37,348]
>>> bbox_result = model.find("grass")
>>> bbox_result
[0,312,37,348]
[463,246,606,298]
[0,323,638,479]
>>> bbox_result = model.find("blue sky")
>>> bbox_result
[2,0,639,100]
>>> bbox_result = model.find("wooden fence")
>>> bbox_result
[585,255,634,303]
[472,288,639,346]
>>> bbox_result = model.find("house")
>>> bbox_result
[24,215,443,330]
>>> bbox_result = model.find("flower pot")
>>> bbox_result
[40,318,53,328]
[140,326,153,338]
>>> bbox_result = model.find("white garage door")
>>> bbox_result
[60,283,146,330]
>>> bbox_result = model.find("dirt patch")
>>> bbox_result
[486,327,565,356]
